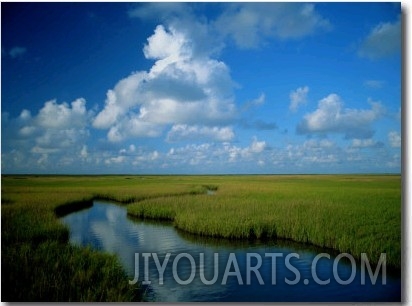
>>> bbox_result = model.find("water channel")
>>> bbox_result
[60,200,401,302]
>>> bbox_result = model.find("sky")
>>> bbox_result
[1,2,402,174]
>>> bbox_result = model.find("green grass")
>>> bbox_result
[126,175,401,268]
[1,174,401,301]
[2,241,142,301]
[1,175,215,301]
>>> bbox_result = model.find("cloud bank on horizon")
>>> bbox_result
[2,2,401,174]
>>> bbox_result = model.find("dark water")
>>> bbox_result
[61,200,401,302]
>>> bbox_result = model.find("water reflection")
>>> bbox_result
[61,201,401,302]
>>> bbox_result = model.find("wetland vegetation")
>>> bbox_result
[1,174,401,301]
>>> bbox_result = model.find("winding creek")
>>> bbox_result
[60,200,401,302]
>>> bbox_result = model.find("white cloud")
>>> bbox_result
[350,138,384,148]
[129,3,224,58]
[364,80,385,89]
[9,46,27,58]
[251,93,265,106]
[80,145,88,159]
[16,98,91,141]
[250,137,266,153]
[279,140,341,167]
[386,154,400,168]
[132,150,160,166]
[266,137,393,173]
[242,93,266,111]
[128,3,193,22]
[93,73,147,129]
[303,139,335,149]
[35,128,89,149]
[93,25,237,142]
[31,146,60,154]
[289,86,309,112]
[104,146,162,169]
[166,143,213,167]
[19,126,36,137]
[129,3,330,51]
[19,109,31,120]
[143,25,189,61]
[388,131,401,148]
[297,94,384,139]
[37,98,89,128]
[2,98,92,172]
[164,137,267,168]
[119,144,136,155]
[225,137,267,162]
[358,18,401,59]
[106,116,162,142]
[215,3,331,48]
[166,124,234,142]
[105,156,126,165]
[155,136,397,173]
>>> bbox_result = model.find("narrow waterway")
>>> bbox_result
[60,200,401,302]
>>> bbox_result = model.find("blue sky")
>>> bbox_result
[1,2,401,174]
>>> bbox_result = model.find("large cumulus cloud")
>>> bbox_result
[93,25,237,142]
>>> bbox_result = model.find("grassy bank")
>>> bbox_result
[126,175,401,268]
[1,175,211,301]
[1,174,401,301]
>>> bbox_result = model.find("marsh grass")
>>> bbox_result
[1,174,401,301]
[2,241,143,301]
[1,175,215,301]
[127,175,401,268]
